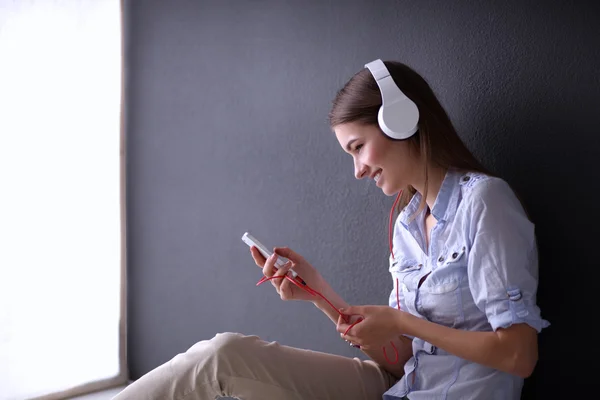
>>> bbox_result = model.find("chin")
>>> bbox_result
[382,184,401,197]
[381,186,394,197]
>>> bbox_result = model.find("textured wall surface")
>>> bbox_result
[123,0,600,397]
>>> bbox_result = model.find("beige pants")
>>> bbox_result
[112,332,396,400]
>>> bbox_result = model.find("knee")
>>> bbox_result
[212,332,247,347]
[175,332,259,381]
[209,332,258,356]
[185,332,259,365]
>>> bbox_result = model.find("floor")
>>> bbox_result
[66,385,234,400]
[68,385,127,400]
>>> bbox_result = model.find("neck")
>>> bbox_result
[411,165,448,211]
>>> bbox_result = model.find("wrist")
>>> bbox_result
[311,285,348,310]
[397,310,418,337]
[308,279,330,304]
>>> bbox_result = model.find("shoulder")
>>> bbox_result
[457,172,533,239]
[460,172,523,213]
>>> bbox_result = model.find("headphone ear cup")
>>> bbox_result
[377,106,388,136]
[378,99,419,140]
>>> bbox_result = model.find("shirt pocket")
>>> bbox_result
[390,259,423,291]
[389,259,423,313]
[419,246,469,327]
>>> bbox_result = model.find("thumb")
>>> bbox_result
[273,247,304,262]
[340,306,362,316]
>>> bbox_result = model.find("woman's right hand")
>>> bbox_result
[249,246,327,302]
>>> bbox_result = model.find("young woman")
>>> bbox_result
[113,60,549,400]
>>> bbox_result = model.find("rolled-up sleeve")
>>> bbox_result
[466,178,550,333]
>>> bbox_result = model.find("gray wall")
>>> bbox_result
[123,0,600,398]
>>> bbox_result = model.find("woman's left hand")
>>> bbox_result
[336,305,409,349]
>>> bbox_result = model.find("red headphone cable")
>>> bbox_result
[256,190,404,364]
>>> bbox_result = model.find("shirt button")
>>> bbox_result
[438,256,444,263]
[452,252,458,259]
[508,289,522,301]
[462,176,470,182]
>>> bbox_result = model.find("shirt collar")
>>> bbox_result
[431,168,462,221]
[399,168,463,226]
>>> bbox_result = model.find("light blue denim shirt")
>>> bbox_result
[383,168,550,400]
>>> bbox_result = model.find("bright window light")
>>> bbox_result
[0,1,124,399]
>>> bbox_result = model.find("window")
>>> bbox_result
[0,1,126,399]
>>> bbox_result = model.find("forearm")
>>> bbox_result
[311,284,349,324]
[401,313,537,378]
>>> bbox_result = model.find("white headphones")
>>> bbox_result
[364,59,420,140]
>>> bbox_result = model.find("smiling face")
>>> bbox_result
[334,122,422,196]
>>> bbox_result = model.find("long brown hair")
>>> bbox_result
[328,60,492,216]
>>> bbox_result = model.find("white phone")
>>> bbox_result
[242,232,298,278]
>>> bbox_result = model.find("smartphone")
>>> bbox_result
[242,232,297,278]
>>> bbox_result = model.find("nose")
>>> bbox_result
[354,158,367,180]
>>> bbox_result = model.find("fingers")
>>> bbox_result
[335,307,361,331]
[278,271,293,299]
[337,314,362,346]
[271,260,293,296]
[336,312,363,335]
[341,332,361,348]
[262,253,278,278]
[336,314,349,331]
[261,252,293,293]
[250,246,266,268]
[336,315,352,334]
[250,246,294,299]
